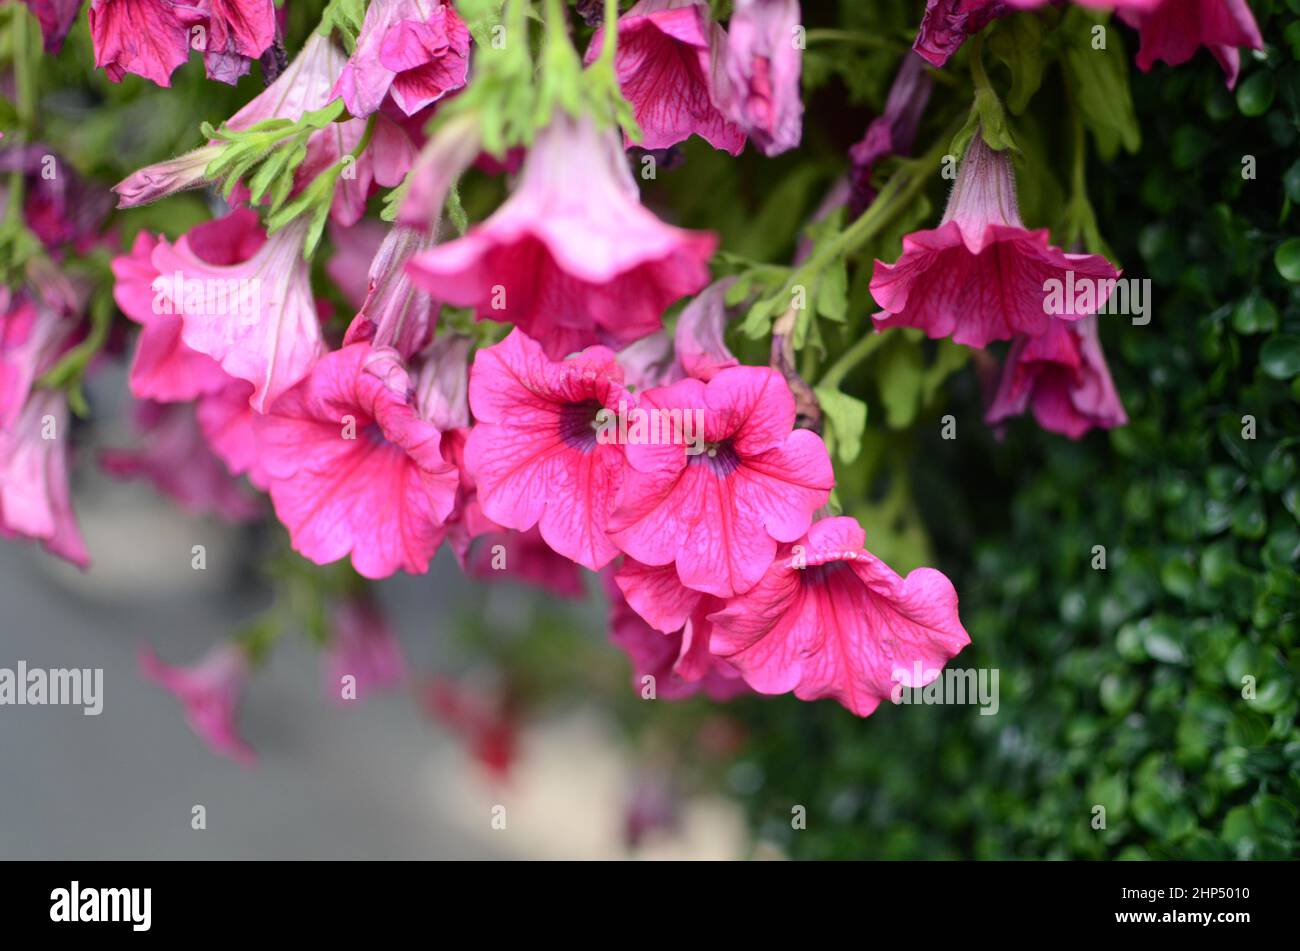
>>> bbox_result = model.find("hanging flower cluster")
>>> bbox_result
[0,0,1264,764]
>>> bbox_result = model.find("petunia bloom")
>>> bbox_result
[0,388,89,568]
[985,315,1127,438]
[709,516,970,716]
[607,364,834,599]
[912,0,1008,69]
[139,643,256,765]
[194,0,279,85]
[112,145,224,209]
[1,293,76,431]
[719,0,803,156]
[849,52,933,216]
[149,216,325,413]
[323,596,407,704]
[871,133,1120,348]
[88,0,193,87]
[334,0,472,118]
[20,0,82,53]
[463,329,628,571]
[408,114,716,360]
[673,277,739,382]
[342,226,439,359]
[1117,0,1263,89]
[255,343,458,579]
[584,0,745,155]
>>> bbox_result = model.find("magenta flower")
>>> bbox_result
[150,216,325,413]
[912,0,1007,69]
[608,365,834,598]
[110,211,264,403]
[408,114,716,360]
[986,315,1127,438]
[0,143,113,251]
[342,226,439,359]
[1118,0,1263,89]
[196,379,271,490]
[89,0,193,87]
[326,219,387,310]
[334,0,472,118]
[709,516,970,716]
[139,643,256,765]
[849,52,933,216]
[255,343,458,578]
[112,145,223,209]
[463,329,628,571]
[0,389,89,569]
[871,134,1120,348]
[606,568,748,701]
[466,528,588,598]
[323,597,407,704]
[1,293,76,431]
[193,0,278,85]
[100,400,261,521]
[719,0,803,156]
[20,0,82,53]
[585,0,745,155]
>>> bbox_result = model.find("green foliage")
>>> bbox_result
[734,9,1300,860]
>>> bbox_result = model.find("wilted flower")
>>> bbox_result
[719,0,803,156]
[709,516,970,716]
[871,133,1120,348]
[849,52,933,216]
[912,0,1007,69]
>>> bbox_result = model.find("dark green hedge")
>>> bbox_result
[737,5,1300,860]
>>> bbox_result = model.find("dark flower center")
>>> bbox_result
[690,439,741,477]
[558,398,604,451]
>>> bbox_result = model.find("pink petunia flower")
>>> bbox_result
[334,0,472,118]
[255,343,458,579]
[111,211,265,403]
[195,378,271,490]
[341,226,439,359]
[673,277,740,383]
[88,0,193,87]
[1118,0,1263,89]
[112,145,224,209]
[719,0,803,156]
[323,596,407,704]
[606,568,748,701]
[463,329,629,571]
[193,0,279,85]
[0,388,89,568]
[985,315,1127,438]
[1,292,76,431]
[139,642,256,765]
[912,0,1008,69]
[871,133,1120,348]
[585,0,745,155]
[607,364,834,599]
[149,216,325,413]
[20,0,82,53]
[467,527,588,598]
[709,516,970,717]
[420,676,518,779]
[407,114,716,360]
[100,400,261,521]
[326,219,388,311]
[849,52,933,216]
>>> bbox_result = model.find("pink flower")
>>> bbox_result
[1,293,75,431]
[342,226,439,359]
[912,0,1007,69]
[871,134,1120,348]
[89,0,193,87]
[323,597,407,704]
[709,516,970,716]
[194,0,278,85]
[149,216,325,412]
[1118,0,1263,89]
[463,329,628,571]
[0,143,113,251]
[112,145,224,209]
[719,0,803,156]
[673,277,740,382]
[111,212,264,403]
[606,568,747,701]
[255,343,458,578]
[326,219,388,310]
[139,643,256,765]
[986,315,1127,438]
[334,0,472,118]
[20,0,82,53]
[585,0,745,155]
[100,400,261,520]
[196,378,271,489]
[849,52,933,216]
[0,388,89,568]
[408,114,716,360]
[394,110,483,233]
[608,365,834,598]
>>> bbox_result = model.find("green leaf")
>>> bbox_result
[988,13,1045,114]
[1275,238,1300,282]
[1060,10,1141,159]
[814,385,868,464]
[1261,334,1300,379]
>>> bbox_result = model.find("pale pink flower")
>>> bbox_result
[1,293,76,431]
[673,277,740,382]
[326,219,388,310]
[112,145,224,209]
[608,365,833,598]
[100,400,261,521]
[342,226,439,358]
[0,389,88,568]
[323,597,407,704]
[986,315,1127,438]
[150,216,325,413]
[719,0,803,156]
[709,516,970,717]
[1118,0,1263,89]
[255,343,458,578]
[871,133,1120,348]
[334,0,472,118]
[463,329,628,571]
[585,0,745,155]
[408,114,716,359]
[139,642,256,765]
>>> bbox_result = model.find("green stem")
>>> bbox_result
[5,6,36,233]
[819,330,890,390]
[804,29,900,50]
[598,0,621,68]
